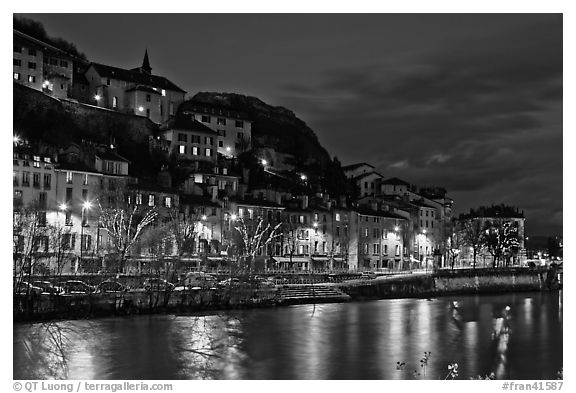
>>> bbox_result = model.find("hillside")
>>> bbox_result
[185,92,334,172]
[13,83,162,178]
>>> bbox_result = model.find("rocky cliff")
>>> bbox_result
[185,92,333,171]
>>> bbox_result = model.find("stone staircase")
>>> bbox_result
[276,285,351,305]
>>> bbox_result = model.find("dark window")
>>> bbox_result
[43,174,51,189]
[50,58,58,66]
[28,48,36,56]
[201,115,211,123]
[218,140,224,147]
[28,62,36,69]
[22,172,30,186]
[217,118,226,125]
[14,45,22,53]
[146,108,150,118]
[235,120,244,128]
[66,187,73,202]
[82,189,88,201]
[13,59,21,66]
[60,60,68,68]
[146,94,151,102]
[81,235,92,251]
[65,210,72,226]
[37,211,47,227]
[192,135,201,143]
[38,192,47,209]
[178,133,188,142]
[32,173,40,188]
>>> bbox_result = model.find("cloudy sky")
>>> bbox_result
[20,13,563,236]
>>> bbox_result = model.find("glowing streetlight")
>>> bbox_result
[59,203,68,211]
[138,106,144,112]
[230,214,237,221]
[94,94,101,101]
[201,215,208,221]
[394,226,399,232]
[313,222,318,228]
[261,159,268,166]
[300,174,307,181]
[226,147,231,152]
[13,135,21,145]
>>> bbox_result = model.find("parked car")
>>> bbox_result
[32,281,64,295]
[361,271,377,279]
[184,272,218,289]
[61,280,95,294]
[218,277,241,287]
[95,280,127,293]
[15,282,43,295]
[143,278,175,292]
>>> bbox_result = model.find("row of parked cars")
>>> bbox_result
[15,273,278,296]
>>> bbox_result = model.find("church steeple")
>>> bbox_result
[141,49,152,74]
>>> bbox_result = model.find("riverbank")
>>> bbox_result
[14,267,560,323]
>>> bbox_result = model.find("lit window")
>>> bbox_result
[205,148,212,157]
[335,213,341,222]
[179,145,186,154]
[112,96,118,108]
[165,197,172,208]
[14,72,20,80]
[161,89,166,96]
[192,146,199,155]
[136,193,142,205]
[148,194,155,206]
[28,75,36,83]
[66,171,73,184]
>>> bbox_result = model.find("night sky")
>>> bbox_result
[19,13,563,236]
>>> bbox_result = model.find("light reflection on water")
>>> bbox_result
[13,291,562,380]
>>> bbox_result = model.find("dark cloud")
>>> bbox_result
[279,15,562,235]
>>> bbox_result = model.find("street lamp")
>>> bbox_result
[13,135,21,146]
[300,174,307,181]
[261,159,268,166]
[79,201,92,273]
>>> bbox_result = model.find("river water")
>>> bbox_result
[13,291,562,380]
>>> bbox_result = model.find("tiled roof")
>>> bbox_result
[179,100,251,121]
[125,85,162,94]
[160,114,218,135]
[55,161,100,174]
[90,62,186,93]
[95,151,131,163]
[353,207,407,220]
[382,177,410,186]
[342,162,374,171]
[354,171,383,180]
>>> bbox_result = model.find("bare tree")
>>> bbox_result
[447,230,465,270]
[233,216,282,275]
[460,219,484,269]
[483,220,519,268]
[98,203,157,273]
[46,222,73,276]
[13,204,47,288]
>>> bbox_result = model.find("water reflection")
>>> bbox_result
[14,291,562,380]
